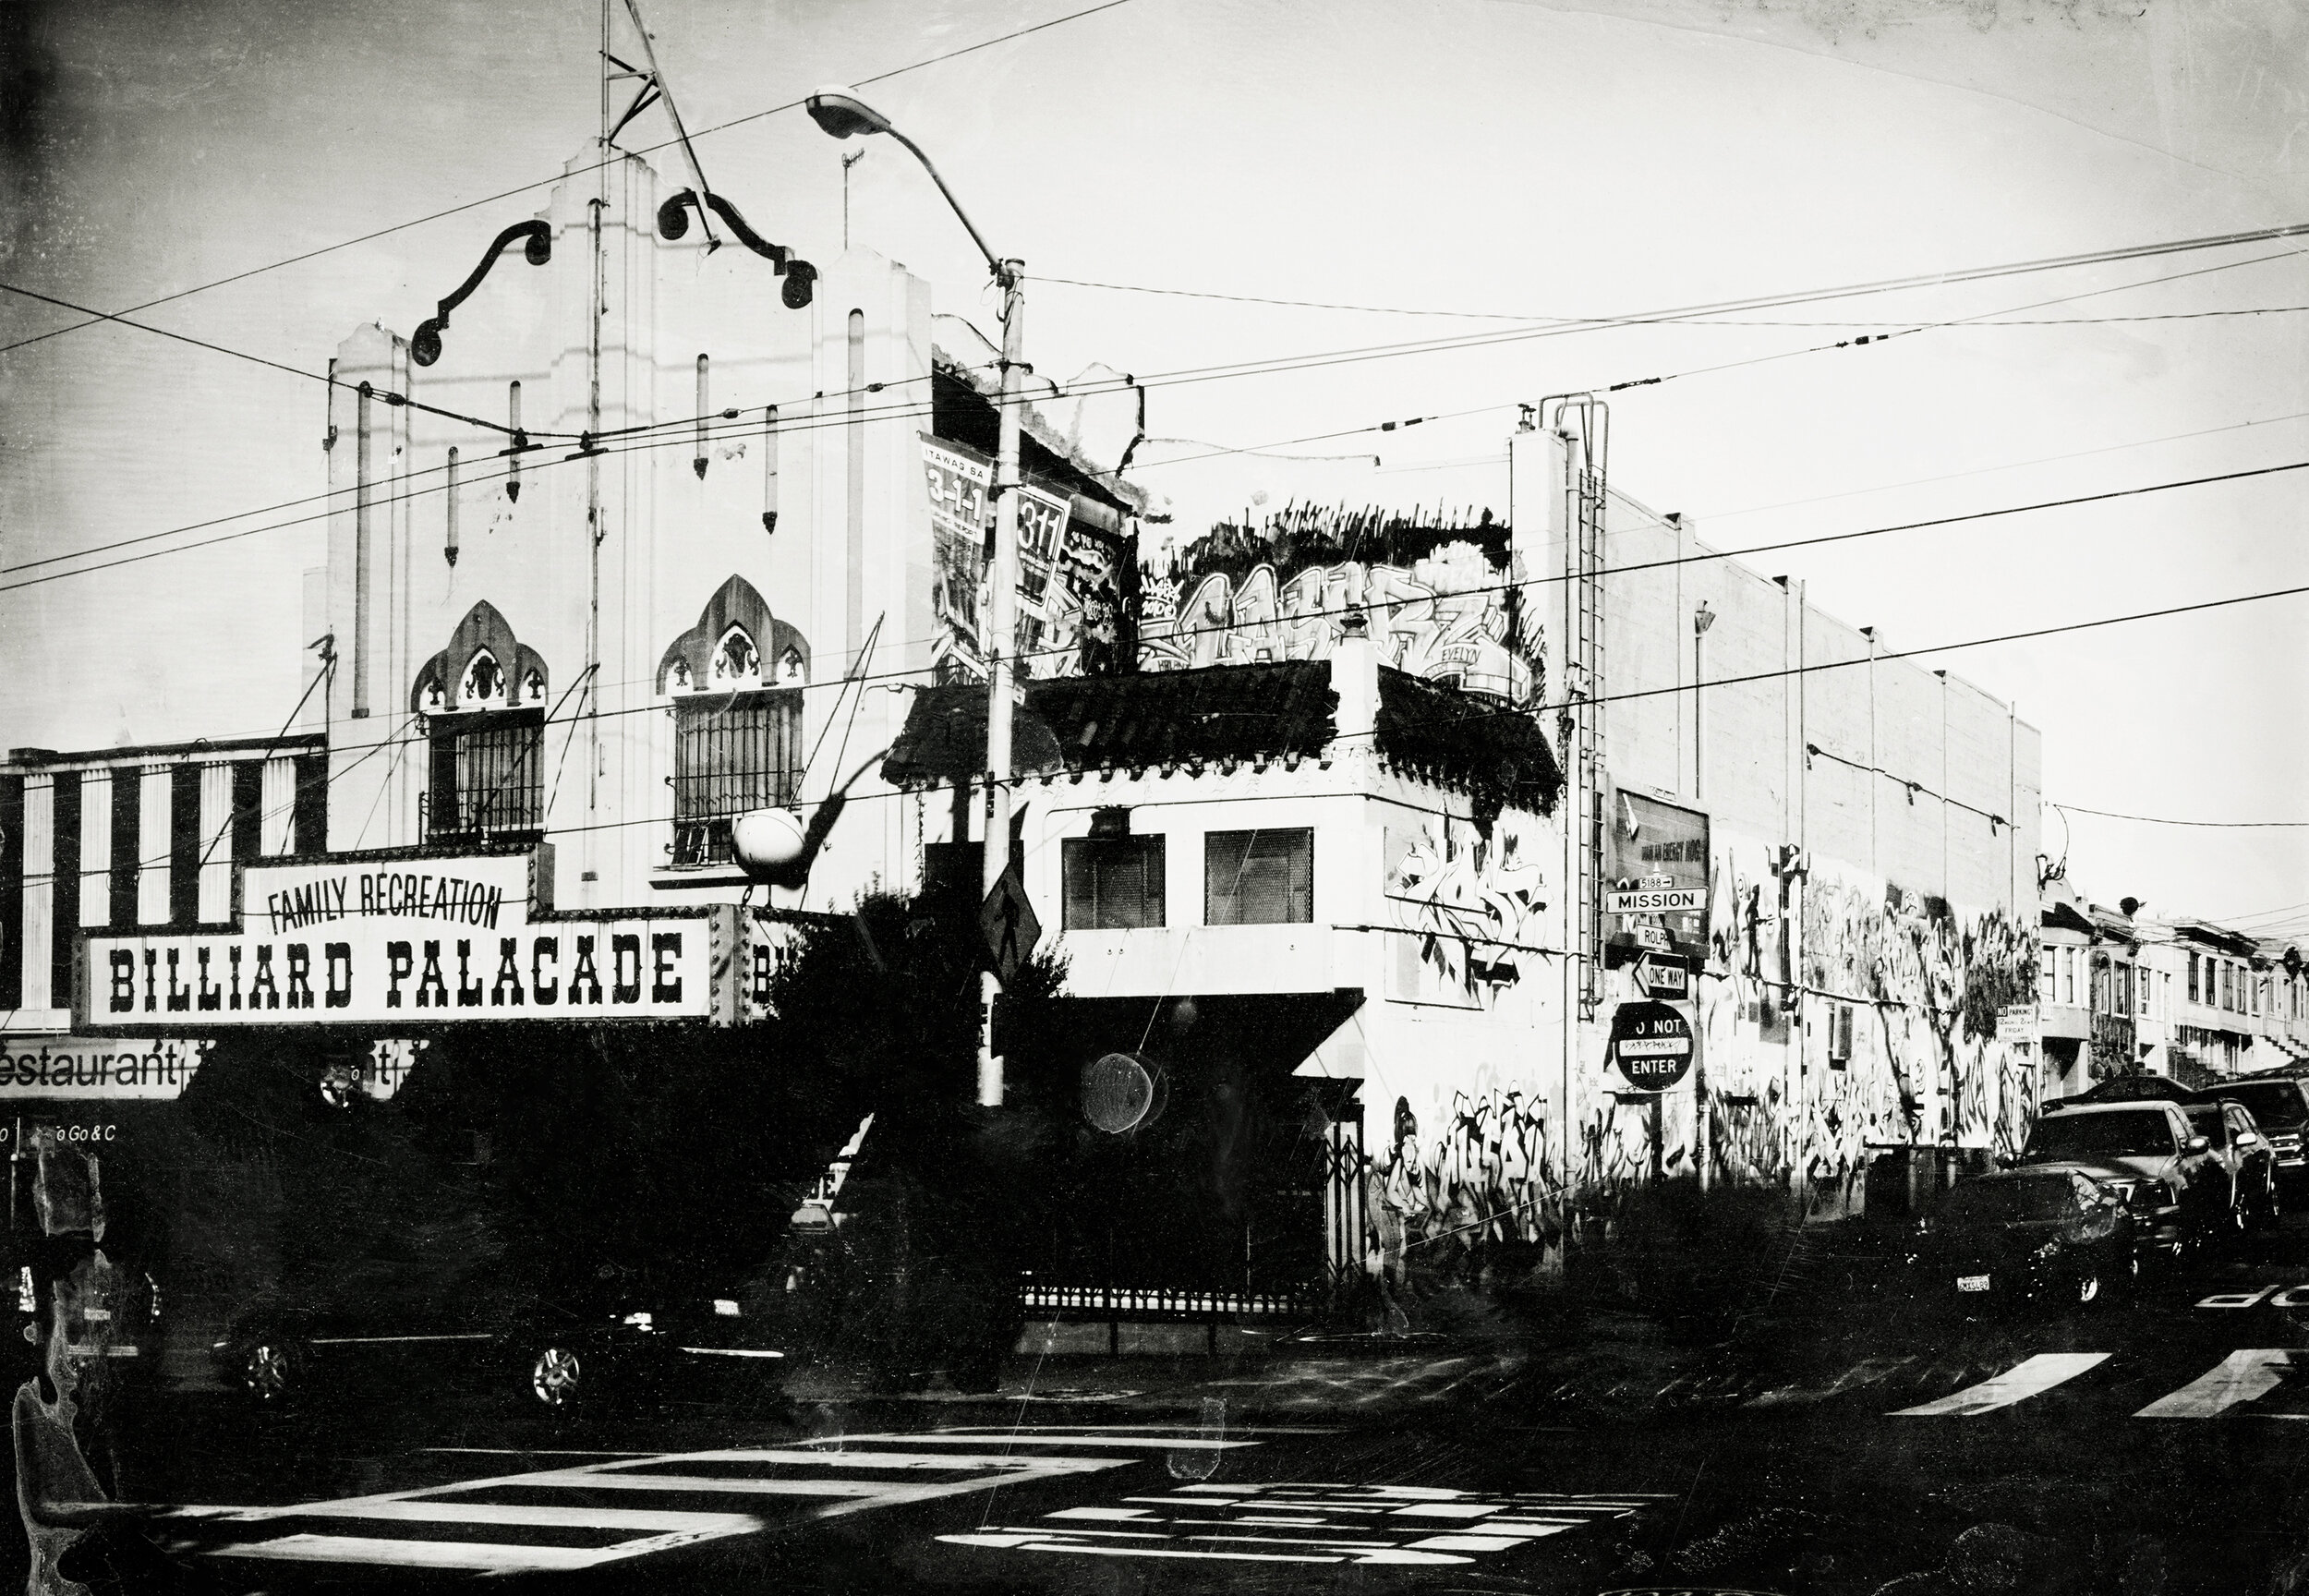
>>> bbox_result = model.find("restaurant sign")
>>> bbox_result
[79,851,738,1031]
[0,1038,211,1100]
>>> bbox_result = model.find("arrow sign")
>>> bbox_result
[979,864,1042,985]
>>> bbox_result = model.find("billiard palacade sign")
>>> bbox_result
[77,850,736,1030]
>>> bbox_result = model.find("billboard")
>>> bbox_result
[922,435,1084,683]
[1605,791,1711,966]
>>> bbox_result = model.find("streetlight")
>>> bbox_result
[808,85,1025,1111]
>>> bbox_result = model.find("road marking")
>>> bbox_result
[2135,1349,2300,1418]
[250,1501,756,1533]
[206,1535,609,1573]
[168,1426,1239,1575]
[1891,1352,2110,1416]
[937,1482,1671,1567]
[821,1432,1254,1450]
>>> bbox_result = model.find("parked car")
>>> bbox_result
[1919,1167,2139,1308]
[2177,1099,2280,1234]
[2189,1077,2309,1195]
[2014,1100,2223,1259]
[212,1272,783,1413]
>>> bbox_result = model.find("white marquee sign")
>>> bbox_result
[79,851,738,1030]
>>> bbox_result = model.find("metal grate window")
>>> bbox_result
[428,708,544,840]
[1062,836,1166,929]
[1204,828,1313,925]
[671,690,804,864]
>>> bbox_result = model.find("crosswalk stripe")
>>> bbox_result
[170,1428,1189,1574]
[2134,1349,2300,1418]
[607,1447,1120,1471]
[820,1433,1255,1450]
[209,1534,611,1573]
[179,1501,754,1533]
[510,1472,901,1497]
[1890,1352,2110,1416]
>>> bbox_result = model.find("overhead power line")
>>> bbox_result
[0,279,555,441]
[2049,802,2309,830]
[1034,215,2309,324]
[0,0,1142,361]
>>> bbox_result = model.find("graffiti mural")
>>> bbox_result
[1367,1086,1565,1290]
[1383,812,1548,1003]
[1357,828,2041,1300]
[1134,505,1541,705]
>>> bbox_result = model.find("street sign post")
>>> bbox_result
[979,864,1041,985]
[1608,999,1694,1092]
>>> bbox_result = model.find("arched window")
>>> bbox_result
[658,578,811,867]
[410,602,550,841]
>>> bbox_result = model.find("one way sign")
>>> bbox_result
[979,864,1042,985]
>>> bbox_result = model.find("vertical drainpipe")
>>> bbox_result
[353,381,373,718]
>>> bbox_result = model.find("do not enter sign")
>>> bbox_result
[1609,1000,1694,1092]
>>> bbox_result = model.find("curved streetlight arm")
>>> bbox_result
[879,125,1009,284]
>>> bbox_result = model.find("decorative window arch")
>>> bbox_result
[409,601,551,842]
[657,576,812,868]
[657,575,809,695]
[411,601,550,715]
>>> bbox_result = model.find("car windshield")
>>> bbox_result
[2025,1109,2176,1160]
[2207,1083,2307,1130]
[2182,1104,2225,1135]
[1940,1177,2081,1224]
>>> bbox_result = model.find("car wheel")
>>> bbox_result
[529,1344,585,1409]
[242,1339,299,1405]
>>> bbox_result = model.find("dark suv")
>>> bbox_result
[2016,1101,2223,1258]
[2189,1077,2309,1196]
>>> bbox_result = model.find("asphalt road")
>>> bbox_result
[51,1216,2309,1595]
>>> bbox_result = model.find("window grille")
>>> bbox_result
[1204,828,1313,925]
[427,708,544,840]
[1063,836,1166,929]
[671,690,803,865]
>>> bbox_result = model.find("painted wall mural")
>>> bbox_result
[1383,812,1548,1005]
[1134,506,1541,704]
[1357,825,2039,1291]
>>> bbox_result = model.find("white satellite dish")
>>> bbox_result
[731,808,811,882]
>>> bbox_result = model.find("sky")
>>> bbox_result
[2,0,2306,930]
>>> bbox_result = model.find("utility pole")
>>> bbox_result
[978,260,1025,1109]
[805,85,1025,1110]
